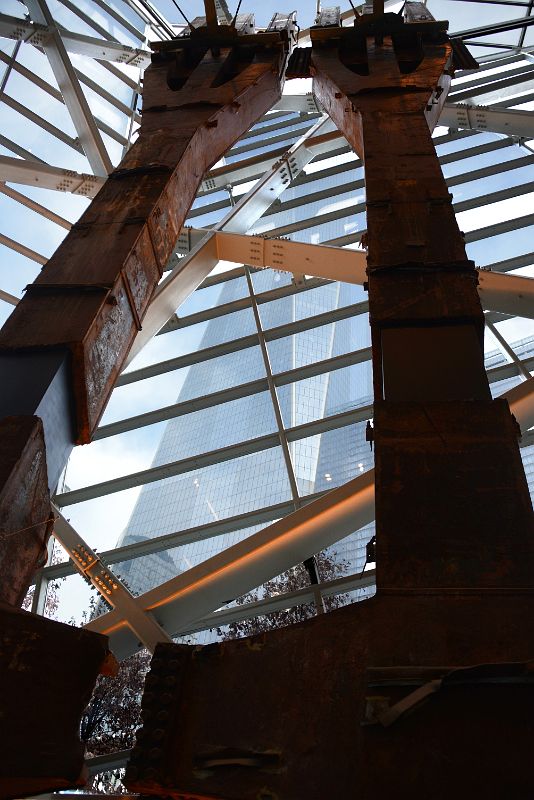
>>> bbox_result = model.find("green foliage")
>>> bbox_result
[81,649,151,756]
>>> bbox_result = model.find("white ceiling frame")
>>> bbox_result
[53,511,173,653]
[22,0,112,176]
[0,155,104,195]
[0,13,151,68]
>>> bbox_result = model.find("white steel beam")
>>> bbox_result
[440,103,534,138]
[273,93,320,114]
[477,269,534,320]
[272,89,534,141]
[84,469,376,659]
[200,124,343,193]
[0,182,71,229]
[215,231,368,284]
[452,76,534,107]
[179,231,534,320]
[0,232,47,265]
[0,155,104,196]
[22,0,112,176]
[121,0,176,40]
[53,511,172,653]
[506,376,534,432]
[485,318,532,381]
[0,288,19,306]
[183,569,377,635]
[0,14,150,68]
[0,47,141,135]
[125,115,333,367]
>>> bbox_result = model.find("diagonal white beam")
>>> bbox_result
[0,13,150,68]
[0,182,71,229]
[82,375,533,661]
[0,155,104,196]
[22,0,112,176]
[0,231,47,264]
[0,288,18,306]
[125,114,333,367]
[439,103,534,138]
[53,511,172,653]
[121,0,176,40]
[84,469,376,659]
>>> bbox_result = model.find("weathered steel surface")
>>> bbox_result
[125,593,534,799]
[0,416,51,607]
[0,603,111,799]
[374,400,534,589]
[0,38,290,442]
[127,7,533,797]
[310,10,534,582]
[312,37,457,266]
[311,16,482,402]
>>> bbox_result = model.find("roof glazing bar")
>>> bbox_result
[0,14,151,67]
[23,0,113,175]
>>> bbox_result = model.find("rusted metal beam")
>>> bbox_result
[309,4,533,580]
[0,19,293,606]
[0,416,52,608]
[125,6,534,798]
[125,591,534,799]
[0,603,113,799]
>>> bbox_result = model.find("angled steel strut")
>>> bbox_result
[0,6,294,608]
[124,5,534,799]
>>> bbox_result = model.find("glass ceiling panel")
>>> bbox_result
[8,41,59,89]
[467,224,534,264]
[433,0,528,37]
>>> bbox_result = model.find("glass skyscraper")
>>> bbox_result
[114,265,376,600]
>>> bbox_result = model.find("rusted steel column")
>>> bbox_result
[0,20,292,606]
[0,417,52,607]
[0,602,114,799]
[122,12,534,799]
[311,11,534,589]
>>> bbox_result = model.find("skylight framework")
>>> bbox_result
[1,1,533,666]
